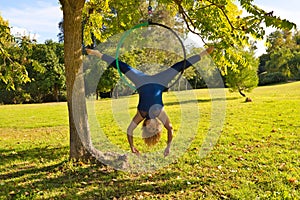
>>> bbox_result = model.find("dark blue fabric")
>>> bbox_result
[137,83,165,116]
[102,54,131,74]
[101,54,201,118]
[171,55,200,72]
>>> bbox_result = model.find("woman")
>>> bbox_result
[86,46,214,156]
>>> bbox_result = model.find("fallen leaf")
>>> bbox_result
[288,178,298,184]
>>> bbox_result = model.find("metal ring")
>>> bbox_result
[115,21,186,90]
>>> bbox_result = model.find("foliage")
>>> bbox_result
[259,30,300,81]
[26,40,65,102]
[97,65,119,94]
[1,82,299,199]
[57,21,64,43]
[258,72,287,86]
[81,0,187,93]
[0,16,30,90]
[0,39,65,104]
[82,0,181,46]
[80,0,296,94]
[187,69,208,89]
[0,13,65,103]
[173,0,296,75]
[225,47,259,97]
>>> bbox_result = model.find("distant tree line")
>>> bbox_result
[258,30,300,85]
[0,36,65,104]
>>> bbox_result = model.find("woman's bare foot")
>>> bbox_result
[86,49,103,58]
[200,46,214,57]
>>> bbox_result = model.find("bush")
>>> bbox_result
[0,88,31,104]
[259,72,287,86]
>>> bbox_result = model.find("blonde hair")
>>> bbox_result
[142,118,162,146]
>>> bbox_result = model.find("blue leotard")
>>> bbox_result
[101,54,201,118]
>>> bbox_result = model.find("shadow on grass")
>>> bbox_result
[127,96,240,110]
[1,146,206,199]
[0,147,68,179]
[164,96,239,107]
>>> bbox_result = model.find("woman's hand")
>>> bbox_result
[131,146,140,156]
[164,145,170,157]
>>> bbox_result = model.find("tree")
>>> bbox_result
[59,0,92,160]
[82,0,296,94]
[0,38,66,104]
[59,0,296,161]
[266,47,293,77]
[288,51,300,80]
[26,40,65,102]
[225,48,259,98]
[0,34,37,104]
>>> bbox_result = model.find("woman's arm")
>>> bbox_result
[127,111,144,155]
[127,121,140,155]
[158,110,173,157]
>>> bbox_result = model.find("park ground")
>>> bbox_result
[0,82,299,199]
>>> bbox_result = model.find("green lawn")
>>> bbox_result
[0,82,299,199]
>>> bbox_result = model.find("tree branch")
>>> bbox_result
[175,0,207,44]
[174,0,238,39]
[205,0,235,31]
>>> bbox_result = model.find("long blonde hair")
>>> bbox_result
[142,118,162,146]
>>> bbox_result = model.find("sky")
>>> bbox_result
[0,0,62,42]
[0,0,299,55]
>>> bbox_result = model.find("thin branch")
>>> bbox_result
[175,1,207,44]
[0,43,15,64]
[205,0,235,31]
[174,0,238,39]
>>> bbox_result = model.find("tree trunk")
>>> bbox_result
[238,88,246,97]
[53,84,59,102]
[59,0,130,169]
[60,0,91,160]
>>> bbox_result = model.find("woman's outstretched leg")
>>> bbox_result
[154,47,214,86]
[86,49,145,86]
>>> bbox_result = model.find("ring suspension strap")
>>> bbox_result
[148,0,153,22]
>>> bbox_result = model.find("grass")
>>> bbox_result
[0,82,299,199]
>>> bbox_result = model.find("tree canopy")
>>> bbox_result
[82,0,296,75]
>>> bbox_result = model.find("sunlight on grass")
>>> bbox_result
[0,82,299,199]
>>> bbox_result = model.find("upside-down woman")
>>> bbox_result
[87,46,214,156]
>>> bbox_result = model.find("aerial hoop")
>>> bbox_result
[115,20,187,90]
